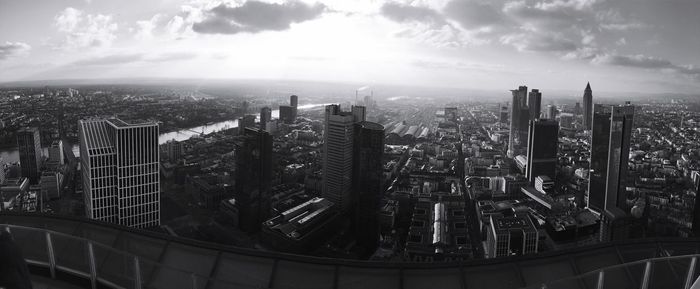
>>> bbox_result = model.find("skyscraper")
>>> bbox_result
[353,121,384,255]
[17,127,42,184]
[323,104,365,212]
[235,127,273,232]
[508,86,528,157]
[692,171,700,236]
[290,94,298,108]
[279,105,295,124]
[260,107,272,130]
[587,104,634,215]
[546,105,557,120]
[583,82,593,130]
[526,119,559,185]
[528,89,542,120]
[79,118,160,228]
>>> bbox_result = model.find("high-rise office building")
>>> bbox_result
[260,107,272,130]
[353,121,384,255]
[323,104,365,212]
[290,94,298,108]
[17,127,42,184]
[279,105,295,124]
[587,104,634,214]
[546,105,557,120]
[528,89,542,120]
[692,171,700,236]
[235,127,273,232]
[526,119,559,185]
[79,118,160,228]
[508,86,528,157]
[583,82,593,130]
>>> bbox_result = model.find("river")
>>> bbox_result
[0,103,327,164]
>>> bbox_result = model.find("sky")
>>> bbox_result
[0,0,699,94]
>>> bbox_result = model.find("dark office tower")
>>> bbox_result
[235,128,273,232]
[583,82,593,130]
[692,171,700,236]
[279,105,295,124]
[526,119,559,185]
[508,86,528,157]
[17,127,42,184]
[353,121,384,255]
[79,118,160,228]
[587,104,634,216]
[290,94,298,108]
[528,89,542,120]
[323,104,362,212]
[260,107,272,130]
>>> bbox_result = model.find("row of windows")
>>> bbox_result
[119,194,159,208]
[118,174,159,187]
[119,202,159,218]
[118,163,159,173]
[119,184,159,198]
[92,206,117,219]
[89,187,116,199]
[92,197,117,210]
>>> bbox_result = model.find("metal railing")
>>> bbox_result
[4,223,700,289]
[2,224,257,289]
[520,253,700,289]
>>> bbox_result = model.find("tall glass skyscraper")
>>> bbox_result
[587,104,635,213]
[323,105,366,212]
[353,121,384,255]
[79,118,160,228]
[17,127,42,184]
[235,127,272,232]
[583,82,593,130]
[526,119,559,185]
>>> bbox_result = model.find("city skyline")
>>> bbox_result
[1,0,700,94]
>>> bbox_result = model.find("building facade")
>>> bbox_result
[353,121,385,255]
[526,119,559,185]
[583,82,593,130]
[17,127,42,184]
[79,118,160,228]
[235,127,273,232]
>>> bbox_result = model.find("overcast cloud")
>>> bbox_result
[0,0,698,93]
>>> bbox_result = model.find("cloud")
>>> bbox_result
[71,54,143,66]
[135,14,164,40]
[53,7,118,49]
[192,0,327,34]
[500,32,578,52]
[0,42,31,60]
[380,2,445,25]
[593,53,700,80]
[443,0,504,29]
[70,52,197,66]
